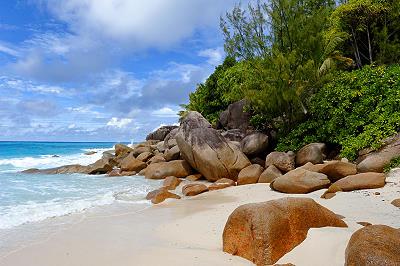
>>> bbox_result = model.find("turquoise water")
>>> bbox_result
[0,142,161,229]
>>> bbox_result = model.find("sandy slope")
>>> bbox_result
[0,169,399,266]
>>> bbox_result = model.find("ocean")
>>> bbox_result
[0,142,161,230]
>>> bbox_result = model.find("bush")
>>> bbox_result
[384,156,400,173]
[277,65,400,160]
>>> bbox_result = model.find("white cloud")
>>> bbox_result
[43,0,236,49]
[106,117,133,128]
[151,107,179,118]
[0,42,20,57]
[198,47,224,65]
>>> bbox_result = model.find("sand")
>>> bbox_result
[0,169,399,266]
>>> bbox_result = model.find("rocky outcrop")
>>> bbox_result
[330,172,386,191]
[295,143,326,166]
[223,197,347,265]
[318,161,357,182]
[345,225,400,266]
[145,160,192,180]
[22,164,91,175]
[240,132,269,157]
[176,111,251,182]
[237,164,264,185]
[146,125,178,141]
[182,183,208,196]
[217,99,251,131]
[265,152,295,173]
[357,133,400,173]
[259,165,282,183]
[164,145,180,161]
[114,143,132,158]
[120,153,147,172]
[209,178,236,191]
[86,158,116,174]
[271,168,331,194]
[163,176,182,190]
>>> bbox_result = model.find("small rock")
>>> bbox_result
[136,152,154,162]
[182,183,208,196]
[209,178,236,191]
[151,190,181,204]
[186,174,203,181]
[163,176,182,190]
[357,222,372,227]
[391,198,400,207]
[164,145,180,161]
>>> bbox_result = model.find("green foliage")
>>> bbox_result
[183,57,247,124]
[384,156,400,173]
[219,0,336,131]
[277,65,400,160]
[326,0,400,68]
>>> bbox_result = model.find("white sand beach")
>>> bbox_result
[0,169,399,266]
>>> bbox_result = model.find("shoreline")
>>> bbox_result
[1,169,399,266]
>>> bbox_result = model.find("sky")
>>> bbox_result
[0,0,242,142]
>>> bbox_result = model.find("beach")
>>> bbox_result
[1,169,399,266]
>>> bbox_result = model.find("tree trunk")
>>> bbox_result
[367,26,373,64]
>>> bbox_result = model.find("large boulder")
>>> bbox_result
[345,225,400,266]
[240,132,269,157]
[156,141,166,153]
[237,164,264,185]
[120,153,147,172]
[223,197,347,265]
[87,157,116,174]
[330,172,386,191]
[265,152,295,173]
[176,111,251,182]
[271,168,331,194]
[114,143,132,158]
[164,145,180,161]
[357,133,400,173]
[148,154,166,164]
[146,125,178,141]
[296,143,326,166]
[145,160,192,180]
[164,128,179,146]
[318,161,357,182]
[217,99,251,131]
[136,151,153,162]
[258,165,282,183]
[221,129,246,142]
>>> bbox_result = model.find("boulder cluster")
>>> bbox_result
[22,100,400,265]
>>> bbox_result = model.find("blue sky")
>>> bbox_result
[0,0,242,142]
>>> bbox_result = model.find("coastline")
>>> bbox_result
[1,169,399,266]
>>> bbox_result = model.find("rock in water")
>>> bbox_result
[240,132,269,157]
[265,152,295,173]
[176,111,250,182]
[163,176,182,190]
[271,168,331,194]
[296,143,326,166]
[345,225,400,266]
[145,160,192,179]
[331,172,386,191]
[223,197,347,265]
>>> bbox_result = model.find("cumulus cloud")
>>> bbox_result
[198,47,224,65]
[106,117,133,128]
